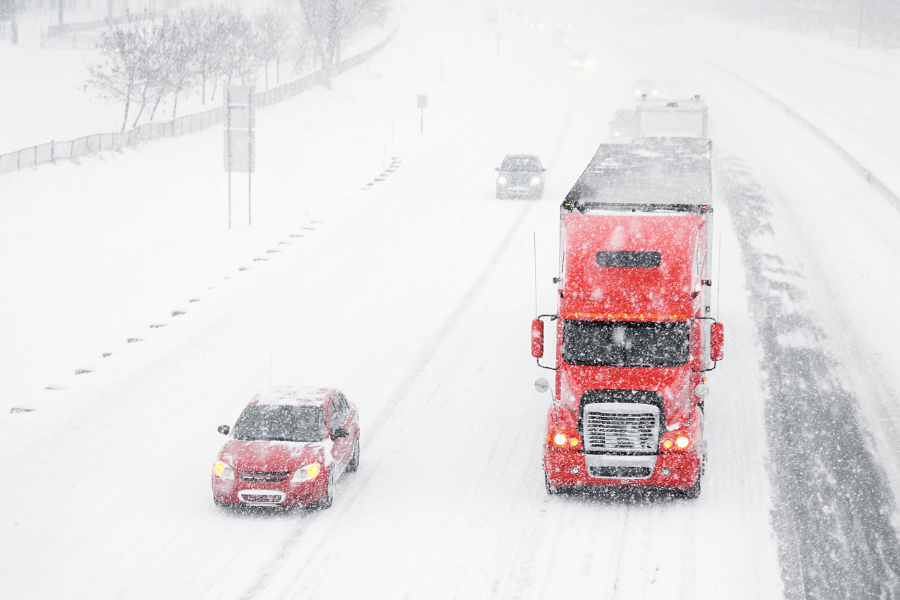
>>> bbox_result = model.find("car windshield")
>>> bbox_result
[232,404,326,442]
[501,157,540,171]
[563,320,689,367]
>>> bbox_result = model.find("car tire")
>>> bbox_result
[544,468,559,495]
[317,471,335,509]
[682,472,702,499]
[347,436,360,473]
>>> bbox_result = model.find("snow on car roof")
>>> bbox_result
[252,386,330,406]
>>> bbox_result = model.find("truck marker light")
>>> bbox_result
[662,468,671,476]
[554,433,568,447]
[570,438,578,448]
[675,436,691,449]
[663,440,674,449]
[571,466,580,474]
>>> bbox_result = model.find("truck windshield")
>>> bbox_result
[232,405,326,443]
[563,320,689,367]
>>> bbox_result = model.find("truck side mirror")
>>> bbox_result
[711,322,724,361]
[217,424,230,435]
[531,319,544,358]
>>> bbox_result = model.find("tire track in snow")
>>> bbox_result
[238,198,540,600]
[720,155,900,600]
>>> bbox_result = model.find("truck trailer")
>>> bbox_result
[636,95,708,139]
[531,137,724,498]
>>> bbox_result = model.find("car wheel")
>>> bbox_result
[317,470,335,509]
[682,472,702,499]
[347,436,360,473]
[544,468,559,495]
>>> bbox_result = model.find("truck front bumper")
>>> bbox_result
[544,448,701,491]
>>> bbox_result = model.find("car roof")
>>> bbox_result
[503,154,541,160]
[250,386,334,408]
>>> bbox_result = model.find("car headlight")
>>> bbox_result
[633,89,641,97]
[497,176,507,185]
[213,460,235,480]
[652,90,659,96]
[530,177,541,185]
[291,463,321,482]
[572,60,580,67]
[583,59,593,68]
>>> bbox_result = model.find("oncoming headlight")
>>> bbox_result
[497,176,507,185]
[530,177,541,185]
[213,460,235,480]
[583,59,594,68]
[292,463,321,482]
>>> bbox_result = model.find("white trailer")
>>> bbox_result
[636,95,708,138]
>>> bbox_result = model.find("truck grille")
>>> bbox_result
[583,403,660,452]
[238,470,290,483]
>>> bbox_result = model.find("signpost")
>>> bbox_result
[224,85,255,228]
[417,94,427,135]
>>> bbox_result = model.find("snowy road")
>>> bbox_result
[3,0,900,598]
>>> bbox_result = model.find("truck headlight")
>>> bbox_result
[497,176,507,185]
[214,460,235,480]
[530,177,541,185]
[292,463,321,482]
[675,435,691,449]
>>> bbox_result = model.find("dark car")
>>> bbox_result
[495,154,545,199]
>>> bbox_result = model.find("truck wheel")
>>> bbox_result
[347,436,360,473]
[682,473,702,499]
[316,471,335,509]
[544,470,559,495]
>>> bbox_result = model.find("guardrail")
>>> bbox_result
[1,27,395,177]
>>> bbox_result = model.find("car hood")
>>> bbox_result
[219,439,333,472]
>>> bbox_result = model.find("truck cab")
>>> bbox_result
[531,138,723,497]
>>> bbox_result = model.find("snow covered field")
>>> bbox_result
[2,0,900,598]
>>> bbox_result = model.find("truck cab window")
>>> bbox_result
[562,320,689,367]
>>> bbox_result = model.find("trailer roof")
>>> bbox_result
[563,138,712,212]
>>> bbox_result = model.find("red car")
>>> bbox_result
[212,386,360,509]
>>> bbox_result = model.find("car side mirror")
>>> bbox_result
[331,428,349,440]
[217,424,230,435]
[531,319,544,358]
[711,322,724,361]
[541,168,547,172]
[494,167,500,171]
[535,378,550,393]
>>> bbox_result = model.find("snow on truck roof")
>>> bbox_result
[252,386,330,407]
[563,138,712,210]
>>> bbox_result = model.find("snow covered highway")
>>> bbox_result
[2,1,900,598]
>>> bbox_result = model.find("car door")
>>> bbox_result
[327,397,352,475]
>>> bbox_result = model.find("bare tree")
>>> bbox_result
[255,7,292,88]
[89,15,148,131]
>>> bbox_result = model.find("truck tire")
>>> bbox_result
[682,473,702,499]
[347,436,360,473]
[544,470,559,495]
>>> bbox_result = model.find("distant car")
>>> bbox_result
[571,53,594,70]
[496,154,545,199]
[632,78,659,98]
[551,30,570,46]
[212,386,360,510]
[608,108,639,141]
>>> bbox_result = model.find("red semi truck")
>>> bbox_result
[531,138,724,498]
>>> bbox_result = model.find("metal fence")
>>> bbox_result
[1,28,395,177]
